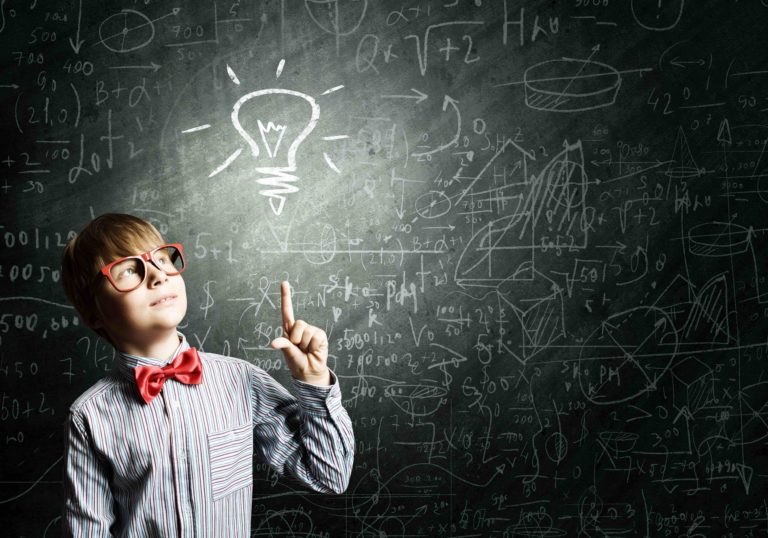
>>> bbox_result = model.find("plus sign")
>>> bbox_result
[439,37,460,61]
[1,178,11,194]
[2,156,15,167]
[111,81,126,99]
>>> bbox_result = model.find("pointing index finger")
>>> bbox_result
[281,280,295,332]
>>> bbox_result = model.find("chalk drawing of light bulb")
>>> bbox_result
[182,60,347,216]
[228,89,319,216]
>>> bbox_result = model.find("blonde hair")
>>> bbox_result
[60,213,166,347]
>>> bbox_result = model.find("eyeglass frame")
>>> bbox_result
[96,242,186,293]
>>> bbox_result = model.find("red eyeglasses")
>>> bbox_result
[99,243,186,293]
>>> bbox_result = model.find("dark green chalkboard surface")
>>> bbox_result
[2,0,768,535]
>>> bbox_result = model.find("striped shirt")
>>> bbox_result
[61,330,354,537]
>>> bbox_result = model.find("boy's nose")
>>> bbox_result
[146,262,168,286]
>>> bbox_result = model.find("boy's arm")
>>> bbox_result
[250,365,355,494]
[62,410,118,537]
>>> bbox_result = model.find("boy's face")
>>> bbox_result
[90,243,188,349]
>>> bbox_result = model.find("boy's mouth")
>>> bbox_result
[150,294,177,306]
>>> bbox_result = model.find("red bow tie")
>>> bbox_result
[134,347,203,404]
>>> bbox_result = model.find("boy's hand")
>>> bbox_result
[270,280,332,386]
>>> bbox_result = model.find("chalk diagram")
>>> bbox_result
[664,126,705,179]
[524,57,622,113]
[97,8,181,52]
[453,139,590,288]
[631,0,685,32]
[578,306,679,406]
[575,216,764,407]
[446,140,591,364]
[496,46,652,113]
[387,384,448,420]
[181,59,347,216]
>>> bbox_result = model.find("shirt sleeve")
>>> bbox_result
[61,410,118,537]
[249,365,355,494]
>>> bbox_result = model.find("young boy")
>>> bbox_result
[59,213,354,537]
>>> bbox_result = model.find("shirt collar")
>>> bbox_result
[113,330,191,380]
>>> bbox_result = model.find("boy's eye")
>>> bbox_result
[110,259,141,281]
[116,267,135,279]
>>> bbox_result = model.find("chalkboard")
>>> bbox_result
[2,0,768,535]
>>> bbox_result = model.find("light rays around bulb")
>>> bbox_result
[181,124,211,133]
[226,64,241,85]
[318,86,346,174]
[323,152,341,174]
[208,148,243,178]
[321,134,348,175]
[322,85,344,95]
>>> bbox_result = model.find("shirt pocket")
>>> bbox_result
[207,422,253,501]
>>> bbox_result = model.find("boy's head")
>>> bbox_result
[61,213,188,351]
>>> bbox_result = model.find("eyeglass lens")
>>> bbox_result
[109,246,184,291]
